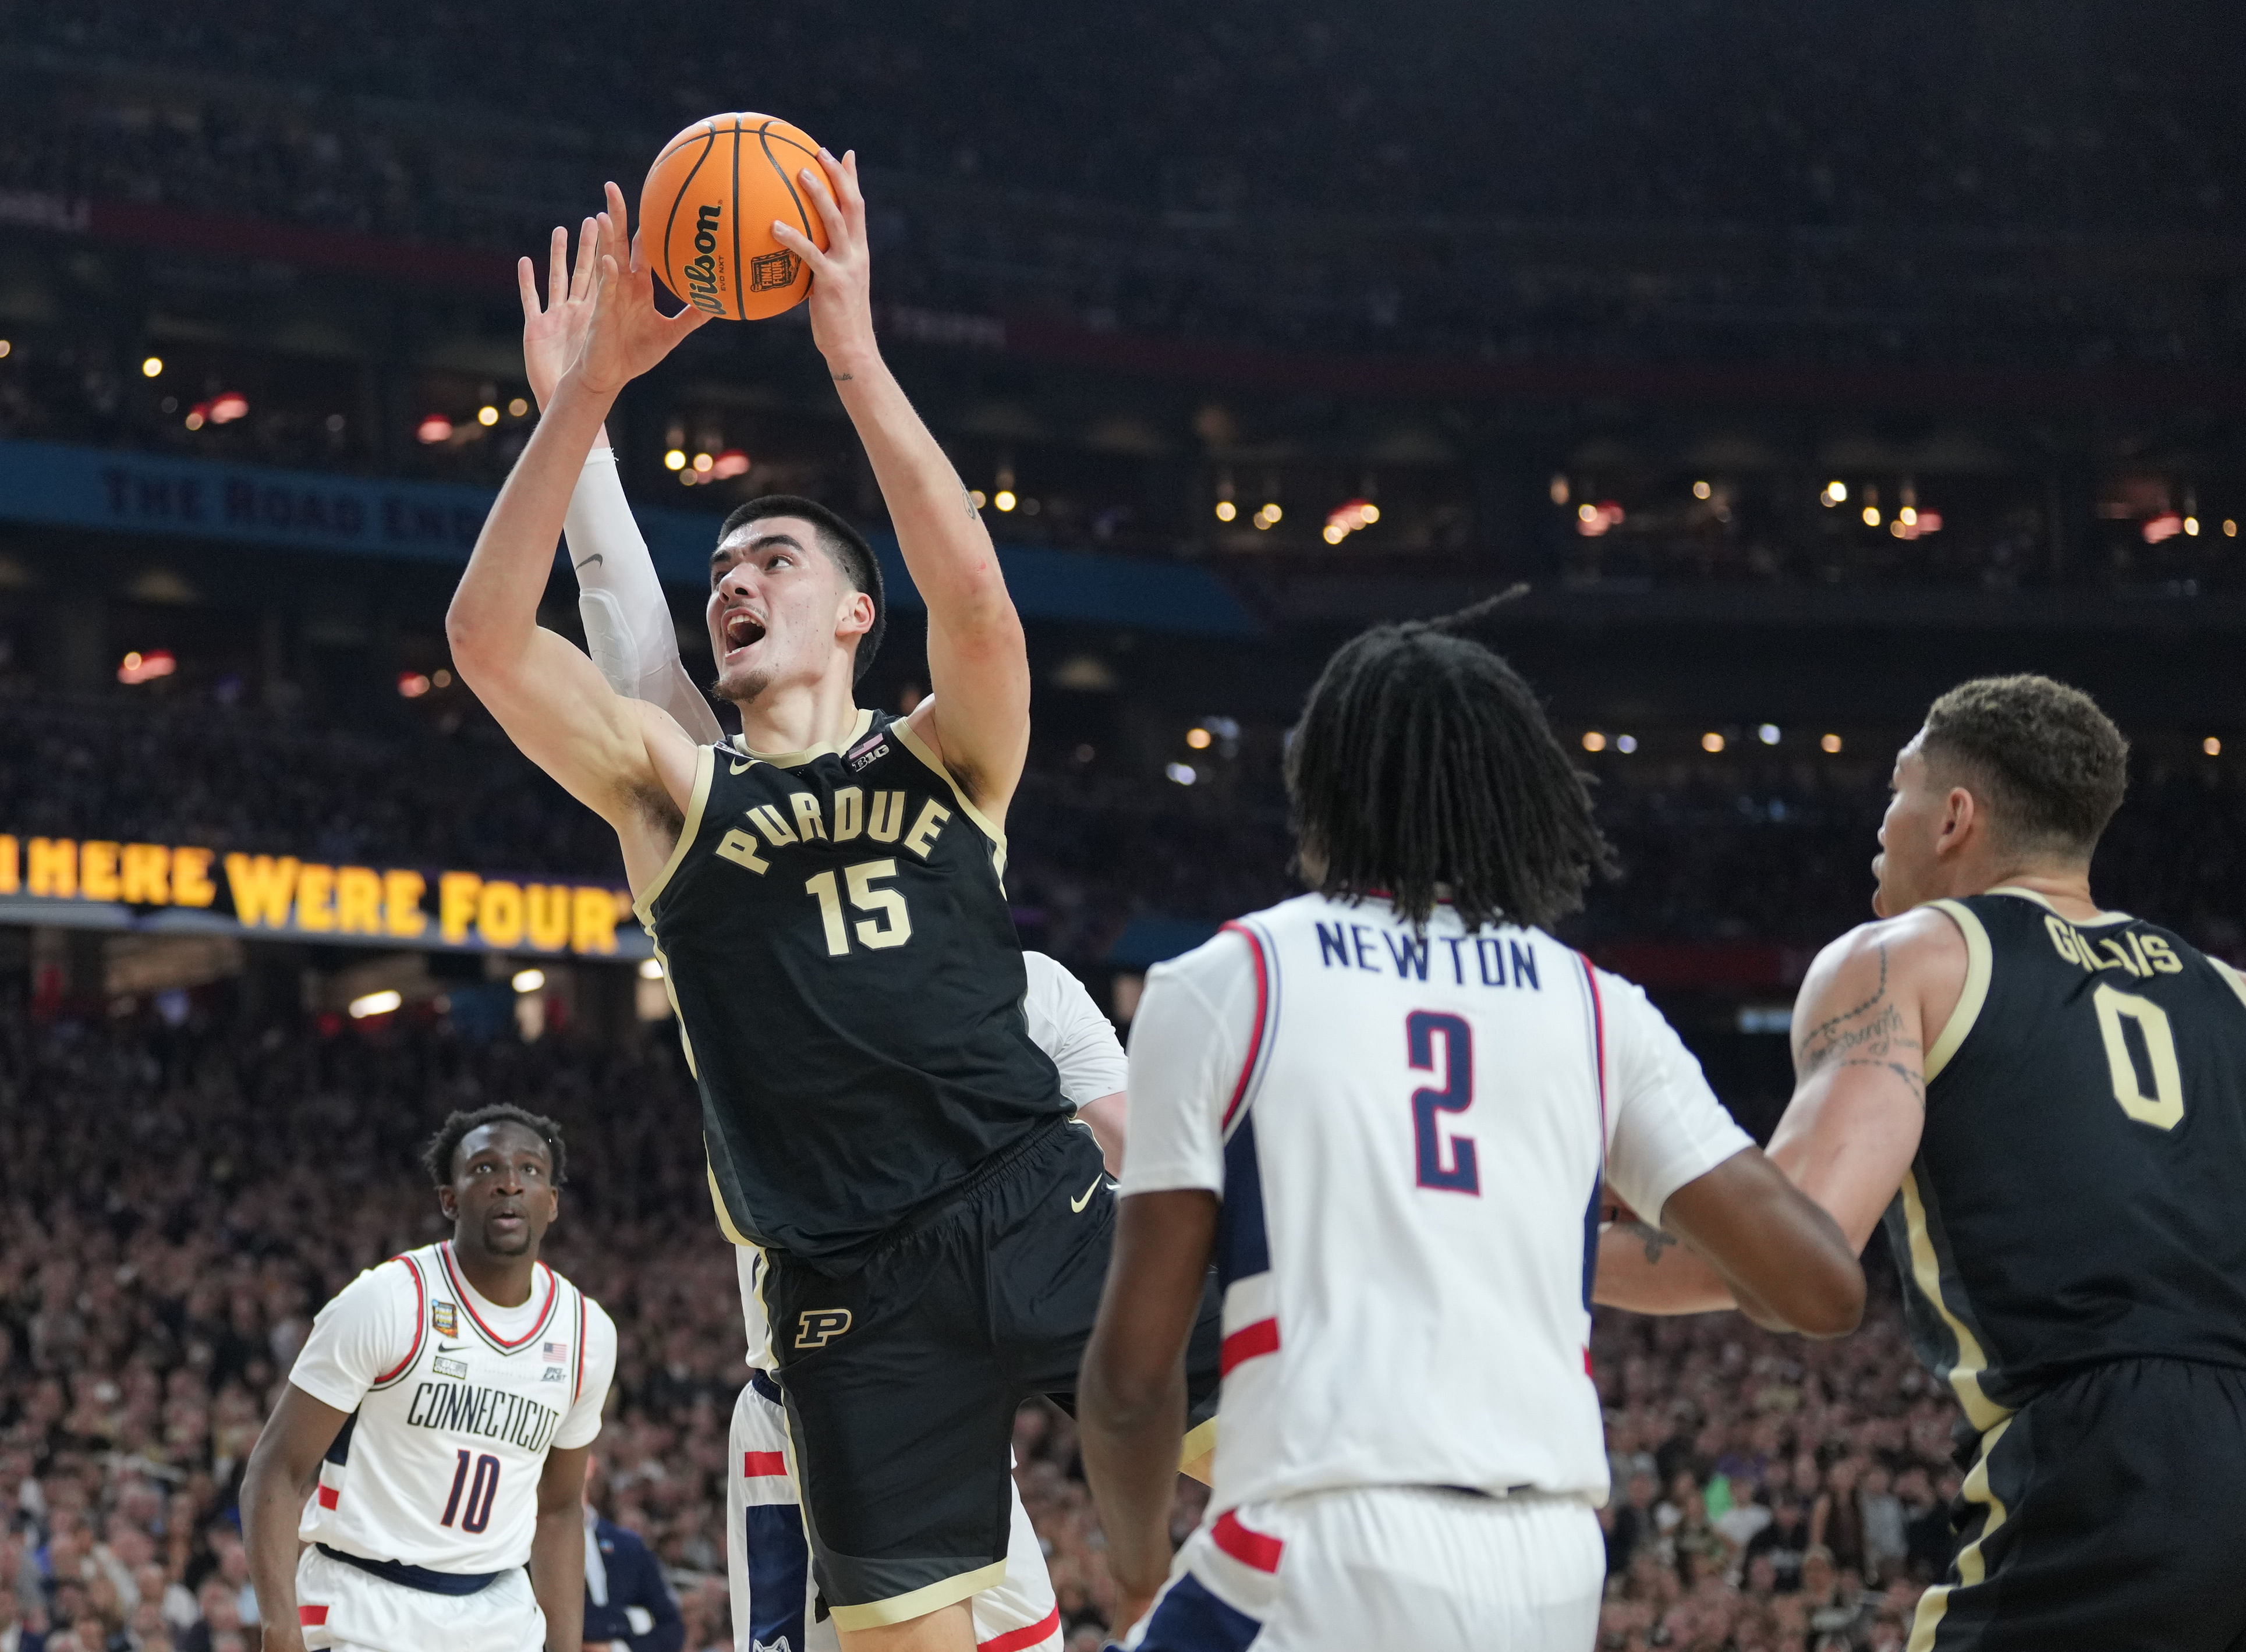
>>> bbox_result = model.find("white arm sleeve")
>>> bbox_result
[554,1299,619,1451]
[1022,952,1129,1107]
[566,449,725,745]
[1597,969,1756,1226]
[1117,932,1257,1197]
[286,1262,417,1414]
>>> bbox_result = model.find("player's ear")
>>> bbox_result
[835,587,873,640]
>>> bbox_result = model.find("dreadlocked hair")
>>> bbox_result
[1284,589,1615,933]
[420,1104,568,1189]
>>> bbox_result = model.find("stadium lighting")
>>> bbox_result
[1861,505,1881,527]
[1898,506,1918,526]
[1185,727,1213,750]
[639,958,665,980]
[397,672,432,699]
[209,393,249,424]
[2206,738,2224,757]
[1758,724,1781,745]
[1549,475,1571,505]
[1692,481,1712,501]
[2185,516,2201,536]
[0,340,10,357]
[417,414,453,444]
[1821,733,1844,754]
[664,448,688,470]
[1257,502,1283,526]
[1581,731,1607,752]
[348,990,403,1020]
[692,452,714,473]
[1615,735,1638,754]
[512,969,545,994]
[1165,763,1197,786]
[477,405,499,427]
[432,669,453,688]
[508,397,529,417]
[1701,732,1726,753]
[117,650,177,685]
[184,406,206,431]
[994,490,1018,512]
[1214,500,1237,522]
[2227,520,2239,538]
[1821,481,1847,506]
[711,449,750,480]
[141,356,164,378]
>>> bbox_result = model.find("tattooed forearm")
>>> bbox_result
[1619,1219,1678,1265]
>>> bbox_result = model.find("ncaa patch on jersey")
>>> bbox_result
[433,1356,467,1380]
[431,1302,458,1336]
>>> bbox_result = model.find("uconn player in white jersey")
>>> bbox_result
[509,237,1137,1652]
[1082,604,1865,1651]
[243,1107,618,1652]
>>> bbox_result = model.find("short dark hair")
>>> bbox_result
[719,495,886,680]
[1284,593,1616,933]
[420,1104,568,1189]
[1919,674,2129,858]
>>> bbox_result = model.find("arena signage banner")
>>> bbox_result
[0,439,1256,635]
[0,832,644,960]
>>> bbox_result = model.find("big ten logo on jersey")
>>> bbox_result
[2043,916,2183,980]
[713,782,953,960]
[1314,917,1542,991]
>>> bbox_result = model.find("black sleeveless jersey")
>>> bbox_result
[1883,888,2246,1428]
[636,709,1065,1266]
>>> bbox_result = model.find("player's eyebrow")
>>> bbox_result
[709,531,806,575]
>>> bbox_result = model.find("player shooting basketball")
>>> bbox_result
[450,155,1222,1652]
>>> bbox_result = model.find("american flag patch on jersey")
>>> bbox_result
[846,732,890,772]
[543,1340,569,1364]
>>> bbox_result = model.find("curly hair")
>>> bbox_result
[1921,674,2130,857]
[1284,589,1616,933]
[420,1104,568,1189]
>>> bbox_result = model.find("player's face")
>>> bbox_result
[440,1123,559,1260]
[1872,733,1942,918]
[705,519,870,706]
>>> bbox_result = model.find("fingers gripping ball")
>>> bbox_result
[642,114,828,321]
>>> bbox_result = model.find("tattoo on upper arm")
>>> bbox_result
[1794,943,1924,1101]
[1620,1219,1677,1264]
[961,485,979,520]
[831,371,854,382]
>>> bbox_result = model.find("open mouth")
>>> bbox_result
[722,610,767,654]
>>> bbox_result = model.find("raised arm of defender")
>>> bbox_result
[773,151,1031,823]
[448,187,709,892]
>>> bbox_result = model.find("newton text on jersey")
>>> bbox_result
[1315,920,1543,990]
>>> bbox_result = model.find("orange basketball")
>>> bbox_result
[642,114,829,321]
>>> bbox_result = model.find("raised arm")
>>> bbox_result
[520,219,724,746]
[771,151,1030,821]
[449,186,710,887]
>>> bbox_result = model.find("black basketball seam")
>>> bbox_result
[757,119,819,296]
[660,121,718,305]
[730,114,746,321]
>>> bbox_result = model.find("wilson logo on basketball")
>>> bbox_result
[683,203,727,314]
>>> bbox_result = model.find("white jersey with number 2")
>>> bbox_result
[1122,892,1752,1515]
[289,1242,618,1573]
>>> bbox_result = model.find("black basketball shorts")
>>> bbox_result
[1912,1357,2246,1652]
[760,1117,1225,1633]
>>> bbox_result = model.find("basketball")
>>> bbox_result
[641,113,829,321]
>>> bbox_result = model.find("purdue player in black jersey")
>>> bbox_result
[1598,674,2246,1650]
[448,165,1220,1652]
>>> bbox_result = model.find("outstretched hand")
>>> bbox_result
[770,149,878,368]
[574,181,710,399]
[518,217,601,411]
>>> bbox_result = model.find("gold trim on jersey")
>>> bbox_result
[1179,1415,1220,1472]
[632,743,716,925]
[1922,899,1993,1082]
[1984,884,2134,927]
[891,712,1009,877]
[829,1561,1010,1631]
[706,1159,753,1247]
[1907,1413,2017,1652]
[730,707,876,770]
[1900,1168,2011,1433]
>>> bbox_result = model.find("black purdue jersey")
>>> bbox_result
[636,709,1065,1265]
[1884,888,2246,1426]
